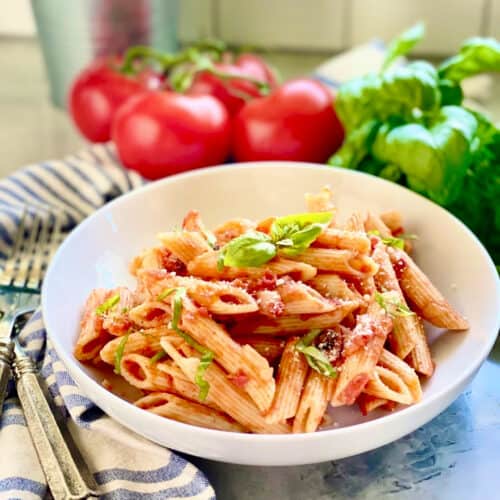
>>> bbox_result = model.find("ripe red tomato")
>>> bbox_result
[69,57,162,143]
[232,79,344,163]
[112,91,231,179]
[187,54,276,116]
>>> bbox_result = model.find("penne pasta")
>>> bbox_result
[357,393,391,415]
[388,247,469,330]
[331,303,392,406]
[230,300,360,335]
[161,339,290,434]
[76,190,468,433]
[315,227,371,253]
[158,230,212,264]
[305,185,335,214]
[292,370,335,433]
[288,248,378,277]
[233,335,286,364]
[266,337,309,423]
[372,242,418,359]
[135,392,246,432]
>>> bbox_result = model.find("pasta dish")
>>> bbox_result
[75,187,468,434]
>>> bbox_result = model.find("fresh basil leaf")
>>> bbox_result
[378,164,403,182]
[221,231,276,268]
[372,106,478,205]
[382,22,426,71]
[169,287,214,399]
[329,120,380,169]
[96,293,120,315]
[438,79,463,106]
[375,292,414,317]
[195,350,214,401]
[446,112,500,264]
[150,350,167,365]
[335,61,440,133]
[368,230,405,249]
[271,212,333,255]
[114,334,130,374]
[438,37,500,83]
[295,329,337,378]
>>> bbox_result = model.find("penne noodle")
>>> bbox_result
[187,252,317,282]
[230,300,360,335]
[99,329,180,365]
[135,392,246,432]
[292,371,335,433]
[388,247,469,330]
[380,210,403,233]
[406,318,435,377]
[128,300,172,329]
[331,303,392,406]
[357,393,391,416]
[213,218,256,245]
[364,212,392,238]
[305,185,335,214]
[233,335,286,364]
[278,280,337,315]
[372,242,418,359]
[119,353,172,391]
[308,274,360,302]
[75,288,114,361]
[266,337,309,423]
[363,366,413,405]
[161,340,290,434]
[158,230,212,264]
[288,248,378,277]
[315,227,371,253]
[344,211,365,232]
[179,295,276,412]
[378,349,422,403]
[139,271,259,315]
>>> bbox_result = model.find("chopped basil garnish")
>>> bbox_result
[375,292,415,317]
[114,334,129,374]
[157,288,176,301]
[219,211,333,268]
[170,287,214,401]
[96,293,120,316]
[295,329,337,378]
[368,229,417,249]
[150,350,167,365]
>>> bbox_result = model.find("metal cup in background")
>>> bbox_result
[31,0,179,108]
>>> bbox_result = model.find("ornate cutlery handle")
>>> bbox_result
[13,352,99,499]
[0,338,13,416]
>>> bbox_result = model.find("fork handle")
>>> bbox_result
[13,354,98,500]
[0,338,14,416]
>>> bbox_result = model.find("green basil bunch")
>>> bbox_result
[329,23,500,264]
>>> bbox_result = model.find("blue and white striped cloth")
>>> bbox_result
[0,144,215,500]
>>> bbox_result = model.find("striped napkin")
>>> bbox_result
[0,145,215,500]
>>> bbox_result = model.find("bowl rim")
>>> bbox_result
[42,161,500,444]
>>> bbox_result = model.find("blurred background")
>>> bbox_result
[1,0,499,175]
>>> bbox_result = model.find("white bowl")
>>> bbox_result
[42,163,500,466]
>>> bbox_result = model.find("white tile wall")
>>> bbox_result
[350,0,486,55]
[178,0,214,42]
[486,0,500,38]
[1,0,495,56]
[217,0,347,50]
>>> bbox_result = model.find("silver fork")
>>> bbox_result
[0,207,98,499]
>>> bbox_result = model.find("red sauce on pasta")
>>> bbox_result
[393,258,407,278]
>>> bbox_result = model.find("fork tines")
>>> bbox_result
[0,207,65,292]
